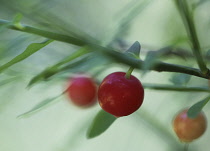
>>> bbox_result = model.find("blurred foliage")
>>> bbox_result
[17,93,64,118]
[0,39,53,73]
[170,73,191,86]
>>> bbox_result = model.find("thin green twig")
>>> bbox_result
[0,19,210,79]
[184,143,189,151]
[0,19,89,46]
[143,83,210,92]
[174,0,209,75]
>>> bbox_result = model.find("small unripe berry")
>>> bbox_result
[66,74,97,107]
[173,109,207,142]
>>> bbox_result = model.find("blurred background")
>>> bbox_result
[0,0,210,151]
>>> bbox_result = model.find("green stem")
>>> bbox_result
[93,45,210,79]
[0,19,89,46]
[175,0,209,75]
[125,67,134,79]
[0,19,210,79]
[143,83,210,93]
[184,143,189,151]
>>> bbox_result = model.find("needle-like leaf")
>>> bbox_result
[17,93,63,118]
[0,39,53,73]
[187,95,210,118]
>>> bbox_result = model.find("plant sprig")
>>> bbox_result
[0,19,210,79]
[174,0,209,75]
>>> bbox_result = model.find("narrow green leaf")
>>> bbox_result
[0,77,18,86]
[187,95,210,118]
[142,47,172,74]
[87,110,117,139]
[0,39,53,73]
[125,41,141,57]
[0,23,11,31]
[17,93,63,118]
[28,56,90,87]
[27,70,52,88]
[13,13,23,24]
[206,49,210,58]
[51,46,89,68]
[105,0,153,45]
[12,13,25,30]
[27,47,90,87]
[143,51,158,71]
[58,55,90,72]
[192,0,208,10]
[169,73,191,86]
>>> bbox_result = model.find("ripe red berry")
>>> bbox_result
[172,109,207,142]
[98,72,144,117]
[66,75,97,107]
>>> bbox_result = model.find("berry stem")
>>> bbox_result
[184,143,189,151]
[125,67,134,79]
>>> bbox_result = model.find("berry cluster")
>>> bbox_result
[66,72,208,144]
[66,72,144,116]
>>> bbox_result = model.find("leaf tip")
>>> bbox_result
[86,129,96,139]
[16,113,27,119]
[126,41,141,57]
[187,109,197,119]
[134,41,141,49]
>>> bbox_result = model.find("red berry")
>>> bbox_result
[98,72,144,117]
[66,75,97,107]
[173,109,207,142]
